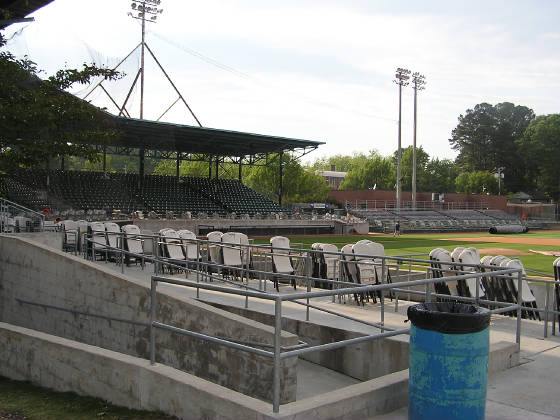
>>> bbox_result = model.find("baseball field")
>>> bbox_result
[254,230,560,276]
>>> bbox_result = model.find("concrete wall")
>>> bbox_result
[0,235,297,403]
[0,322,410,420]
[329,189,507,211]
[210,304,409,381]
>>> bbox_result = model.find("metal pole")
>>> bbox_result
[120,232,124,274]
[380,258,386,330]
[278,151,283,206]
[196,241,200,299]
[306,252,311,322]
[396,82,402,214]
[516,270,522,345]
[150,278,157,365]
[412,84,417,210]
[140,10,145,120]
[544,283,550,338]
[273,297,282,413]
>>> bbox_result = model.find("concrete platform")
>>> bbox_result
[90,259,560,419]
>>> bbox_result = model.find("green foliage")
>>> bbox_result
[244,154,329,203]
[449,102,535,193]
[392,146,430,191]
[153,158,212,178]
[0,375,176,420]
[517,114,560,200]
[455,170,498,194]
[424,158,458,193]
[340,153,395,190]
[310,151,376,172]
[0,34,123,171]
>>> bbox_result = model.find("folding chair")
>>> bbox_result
[505,259,540,320]
[341,243,362,305]
[318,243,339,289]
[88,222,108,261]
[122,224,145,266]
[62,220,79,253]
[270,236,296,291]
[206,231,223,274]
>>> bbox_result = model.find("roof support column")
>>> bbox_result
[215,157,219,180]
[103,145,106,174]
[278,151,283,206]
[139,148,145,189]
[238,159,242,182]
[208,156,212,179]
[176,153,181,179]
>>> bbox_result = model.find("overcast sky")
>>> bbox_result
[2,0,559,164]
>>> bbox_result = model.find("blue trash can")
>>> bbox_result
[407,302,491,420]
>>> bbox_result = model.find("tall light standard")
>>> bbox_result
[394,68,410,214]
[411,72,426,210]
[129,0,163,185]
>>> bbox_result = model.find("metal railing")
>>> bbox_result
[68,231,560,413]
[1,198,45,233]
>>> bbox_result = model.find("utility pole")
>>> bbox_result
[411,72,426,210]
[394,68,410,214]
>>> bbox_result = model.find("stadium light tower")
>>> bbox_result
[411,72,426,210]
[394,67,410,214]
[128,0,163,119]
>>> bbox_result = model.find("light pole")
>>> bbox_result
[129,0,163,185]
[411,72,426,210]
[394,68,410,214]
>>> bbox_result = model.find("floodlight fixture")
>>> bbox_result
[394,67,411,87]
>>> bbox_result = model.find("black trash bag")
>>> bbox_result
[407,302,490,334]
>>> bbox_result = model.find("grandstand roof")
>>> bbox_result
[0,0,54,28]
[111,115,324,157]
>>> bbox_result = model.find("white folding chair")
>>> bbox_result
[270,236,295,291]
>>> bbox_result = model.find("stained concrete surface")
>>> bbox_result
[93,259,560,419]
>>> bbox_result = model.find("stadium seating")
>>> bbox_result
[0,170,288,218]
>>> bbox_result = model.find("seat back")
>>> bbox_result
[458,248,485,298]
[104,222,120,249]
[76,220,89,252]
[270,236,294,274]
[122,224,144,255]
[221,232,243,267]
[435,249,458,295]
[341,243,358,283]
[177,229,200,260]
[206,231,223,265]
[352,241,376,284]
[319,243,339,280]
[232,232,250,267]
[89,222,107,249]
[159,228,185,260]
[62,220,78,245]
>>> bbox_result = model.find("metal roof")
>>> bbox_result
[111,115,324,157]
[0,0,54,28]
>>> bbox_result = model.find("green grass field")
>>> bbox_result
[0,376,175,420]
[254,230,560,276]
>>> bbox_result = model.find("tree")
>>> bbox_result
[517,114,560,200]
[0,33,122,171]
[424,158,458,193]
[392,146,430,192]
[311,151,375,173]
[244,155,329,203]
[455,170,498,195]
[340,153,395,190]
[449,102,534,193]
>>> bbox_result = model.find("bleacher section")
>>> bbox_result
[0,170,287,217]
[353,208,523,233]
